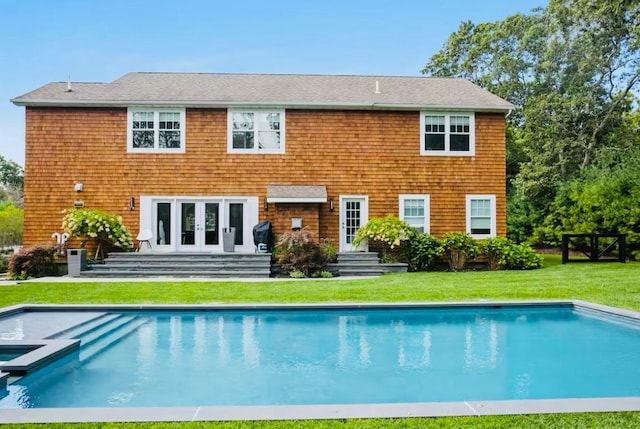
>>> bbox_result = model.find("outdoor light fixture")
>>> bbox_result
[264,197,269,211]
[329,198,334,212]
[129,197,135,211]
[74,183,83,192]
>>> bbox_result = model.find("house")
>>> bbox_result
[11,72,513,254]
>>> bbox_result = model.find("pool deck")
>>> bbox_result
[1,397,639,424]
[0,300,639,423]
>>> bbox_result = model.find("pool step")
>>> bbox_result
[47,313,122,340]
[78,317,148,362]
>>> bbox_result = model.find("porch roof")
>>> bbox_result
[266,185,327,203]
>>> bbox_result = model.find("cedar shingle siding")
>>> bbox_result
[23,106,506,248]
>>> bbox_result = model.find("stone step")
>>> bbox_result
[338,267,384,276]
[106,252,271,260]
[79,269,271,278]
[90,262,270,270]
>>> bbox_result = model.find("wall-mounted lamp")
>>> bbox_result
[74,182,83,192]
[329,198,334,212]
[263,196,269,211]
[129,197,135,211]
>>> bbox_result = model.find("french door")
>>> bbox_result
[339,196,368,252]
[142,197,256,252]
[177,201,220,251]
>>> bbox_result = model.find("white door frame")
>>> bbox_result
[339,195,369,252]
[139,196,258,253]
[176,200,221,252]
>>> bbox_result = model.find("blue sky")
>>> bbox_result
[1,0,544,166]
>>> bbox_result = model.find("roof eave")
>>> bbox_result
[11,99,514,113]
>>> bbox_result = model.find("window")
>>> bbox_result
[127,108,185,153]
[228,110,285,153]
[420,112,475,155]
[399,195,430,233]
[466,195,496,238]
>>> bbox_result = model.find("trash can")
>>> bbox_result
[222,227,236,252]
[67,249,87,277]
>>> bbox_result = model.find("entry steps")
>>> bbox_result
[79,252,272,278]
[49,313,147,362]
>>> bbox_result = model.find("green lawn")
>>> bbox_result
[2,254,639,428]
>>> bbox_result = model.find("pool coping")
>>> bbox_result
[0,300,639,423]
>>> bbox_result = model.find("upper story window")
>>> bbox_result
[420,112,475,156]
[228,109,285,154]
[466,195,496,238]
[399,194,430,233]
[127,108,185,153]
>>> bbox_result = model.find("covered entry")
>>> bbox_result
[265,185,328,240]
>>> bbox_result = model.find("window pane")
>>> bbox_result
[424,115,445,133]
[258,131,280,149]
[232,112,253,130]
[425,134,445,151]
[133,130,154,148]
[205,203,219,245]
[450,134,470,151]
[471,199,490,216]
[133,111,154,129]
[229,203,243,245]
[159,131,181,148]
[233,131,254,149]
[471,217,491,229]
[404,199,424,217]
[157,203,171,245]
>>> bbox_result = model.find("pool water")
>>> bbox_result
[1,306,639,408]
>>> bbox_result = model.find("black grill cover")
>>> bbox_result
[252,221,273,250]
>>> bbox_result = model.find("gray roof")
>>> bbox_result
[266,185,327,203]
[11,72,514,112]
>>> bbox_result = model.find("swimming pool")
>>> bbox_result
[0,301,639,422]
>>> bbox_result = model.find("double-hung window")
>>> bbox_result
[399,194,430,233]
[466,195,496,238]
[127,108,185,153]
[228,109,285,154]
[420,112,474,155]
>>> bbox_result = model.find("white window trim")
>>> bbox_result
[227,109,286,154]
[127,107,186,153]
[420,111,475,156]
[399,194,430,234]
[466,194,496,239]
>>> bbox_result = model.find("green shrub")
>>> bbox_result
[274,228,330,277]
[0,254,9,273]
[62,208,134,259]
[501,242,543,270]
[352,215,414,258]
[7,244,57,279]
[401,232,443,271]
[441,232,478,271]
[289,269,306,279]
[480,236,512,270]
[318,270,333,278]
[319,238,338,262]
[480,237,542,270]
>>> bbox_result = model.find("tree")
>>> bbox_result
[0,155,24,208]
[423,0,640,241]
[0,200,23,249]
